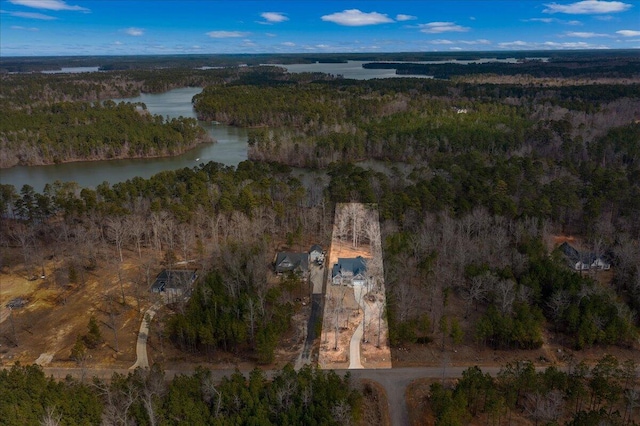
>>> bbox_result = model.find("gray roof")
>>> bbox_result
[332,256,367,278]
[151,269,197,292]
[559,242,581,263]
[275,252,309,274]
[558,242,610,266]
[310,244,323,254]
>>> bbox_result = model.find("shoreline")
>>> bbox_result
[0,137,215,170]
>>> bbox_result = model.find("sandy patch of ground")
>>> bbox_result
[34,352,54,366]
[0,245,156,369]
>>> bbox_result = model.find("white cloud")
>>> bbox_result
[565,31,609,37]
[260,12,288,23]
[429,39,491,46]
[396,14,416,21]
[8,10,55,19]
[282,42,295,47]
[616,29,640,36]
[430,39,454,44]
[498,39,609,49]
[124,27,144,36]
[526,17,556,23]
[321,9,394,26]
[206,31,250,38]
[113,41,122,45]
[460,39,491,45]
[543,1,631,14]
[419,21,470,33]
[450,47,463,50]
[524,17,583,25]
[9,0,88,12]
[10,25,38,30]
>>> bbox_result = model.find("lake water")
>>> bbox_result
[266,61,433,80]
[42,67,101,74]
[267,58,546,80]
[0,87,249,191]
[0,59,541,191]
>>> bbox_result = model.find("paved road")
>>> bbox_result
[129,302,162,370]
[349,286,364,369]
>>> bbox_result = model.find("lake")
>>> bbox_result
[0,87,249,192]
[1,59,534,191]
[267,58,546,80]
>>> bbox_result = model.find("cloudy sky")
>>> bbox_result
[0,0,638,56]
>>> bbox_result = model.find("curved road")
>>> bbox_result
[130,301,162,370]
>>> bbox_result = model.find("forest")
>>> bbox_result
[417,355,639,425]
[362,50,640,79]
[2,60,639,356]
[0,364,362,425]
[1,357,637,425]
[0,53,639,423]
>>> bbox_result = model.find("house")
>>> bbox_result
[274,252,309,276]
[558,242,610,271]
[309,244,324,264]
[151,269,198,297]
[331,256,368,286]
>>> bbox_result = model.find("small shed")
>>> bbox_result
[309,244,324,263]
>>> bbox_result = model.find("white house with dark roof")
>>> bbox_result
[559,242,610,271]
[331,256,368,286]
[274,252,309,277]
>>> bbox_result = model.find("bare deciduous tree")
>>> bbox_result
[105,216,126,263]
[461,275,488,315]
[39,406,61,426]
[202,375,223,418]
[495,279,516,315]
[126,214,146,259]
[524,390,563,425]
[135,367,166,426]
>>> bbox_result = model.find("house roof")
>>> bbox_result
[151,269,197,292]
[558,242,611,266]
[559,242,581,262]
[332,256,367,278]
[275,252,309,274]
[309,244,323,253]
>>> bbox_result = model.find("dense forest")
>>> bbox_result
[0,364,362,425]
[0,100,209,167]
[363,51,640,79]
[419,355,639,425]
[0,55,639,423]
[0,67,282,167]
[1,358,637,425]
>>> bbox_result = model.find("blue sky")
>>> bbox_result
[1,0,638,56]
